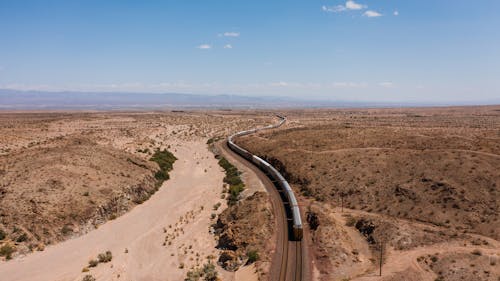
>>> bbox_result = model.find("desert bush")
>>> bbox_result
[246,250,259,264]
[16,232,28,243]
[202,262,218,281]
[185,262,218,281]
[98,250,112,263]
[306,211,320,230]
[61,225,73,235]
[0,244,15,259]
[82,275,96,281]
[0,229,6,240]
[345,216,357,227]
[88,259,98,267]
[218,157,245,205]
[150,149,177,183]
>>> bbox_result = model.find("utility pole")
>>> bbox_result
[379,241,384,276]
[341,193,344,213]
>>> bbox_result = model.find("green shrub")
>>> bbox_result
[202,262,218,281]
[150,149,177,184]
[247,250,259,264]
[218,157,245,205]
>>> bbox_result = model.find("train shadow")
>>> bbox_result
[262,171,299,242]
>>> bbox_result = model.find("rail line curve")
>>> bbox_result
[226,115,305,281]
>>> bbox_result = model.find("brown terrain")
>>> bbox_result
[0,111,276,281]
[237,106,500,281]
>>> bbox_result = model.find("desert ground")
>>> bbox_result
[237,106,500,281]
[1,107,499,281]
[0,111,276,281]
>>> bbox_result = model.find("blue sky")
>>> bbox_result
[0,0,499,103]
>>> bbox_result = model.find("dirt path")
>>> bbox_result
[328,208,500,281]
[0,140,226,281]
[353,243,500,281]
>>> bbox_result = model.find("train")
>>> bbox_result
[227,115,303,241]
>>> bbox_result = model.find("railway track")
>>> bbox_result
[217,115,307,281]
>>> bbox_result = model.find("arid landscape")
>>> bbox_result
[0,111,276,281]
[237,106,500,281]
[0,106,499,281]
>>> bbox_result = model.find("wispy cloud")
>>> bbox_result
[322,1,366,13]
[379,82,395,88]
[393,10,399,16]
[345,0,366,10]
[322,5,346,13]
[331,82,368,88]
[270,81,289,87]
[223,44,233,49]
[223,32,239,37]
[197,44,212,49]
[363,10,382,17]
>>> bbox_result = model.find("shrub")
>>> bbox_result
[213,202,221,210]
[82,275,96,281]
[345,216,357,227]
[0,244,15,260]
[202,262,218,281]
[218,157,245,205]
[16,233,28,243]
[61,225,73,235]
[0,229,6,240]
[88,259,98,267]
[150,149,177,184]
[247,250,259,264]
[98,251,112,263]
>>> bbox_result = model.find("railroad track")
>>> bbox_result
[218,115,306,281]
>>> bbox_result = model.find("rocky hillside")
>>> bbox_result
[0,135,168,257]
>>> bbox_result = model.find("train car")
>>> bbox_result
[227,115,303,241]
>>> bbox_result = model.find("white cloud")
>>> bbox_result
[345,0,366,10]
[322,5,346,13]
[379,82,395,88]
[394,10,399,16]
[197,44,211,49]
[223,44,233,49]
[223,32,240,37]
[322,1,366,13]
[331,82,367,88]
[363,10,382,17]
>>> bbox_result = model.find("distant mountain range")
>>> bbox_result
[0,89,345,110]
[0,89,497,110]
